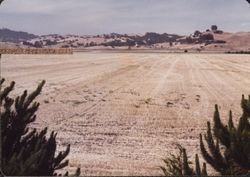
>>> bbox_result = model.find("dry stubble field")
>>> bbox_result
[2,52,250,175]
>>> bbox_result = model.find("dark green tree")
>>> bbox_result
[0,78,80,176]
[161,95,250,176]
[200,95,250,175]
[160,144,207,176]
[211,25,218,31]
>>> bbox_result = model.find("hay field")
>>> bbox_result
[2,52,250,175]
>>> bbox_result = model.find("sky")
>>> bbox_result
[0,0,250,35]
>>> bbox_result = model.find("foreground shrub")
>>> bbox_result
[161,95,250,176]
[160,144,207,176]
[0,78,80,176]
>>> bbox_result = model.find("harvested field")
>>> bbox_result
[1,52,250,175]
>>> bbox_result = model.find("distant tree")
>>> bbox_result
[126,39,136,46]
[211,25,218,31]
[186,37,194,44]
[214,30,224,34]
[62,45,70,48]
[45,40,57,46]
[34,41,43,48]
[22,41,34,47]
[194,30,202,37]
[89,41,96,47]
[200,33,214,41]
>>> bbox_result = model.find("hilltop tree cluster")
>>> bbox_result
[179,25,226,46]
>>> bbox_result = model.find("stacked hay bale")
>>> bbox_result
[0,48,73,54]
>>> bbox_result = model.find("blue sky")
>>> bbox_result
[0,0,249,35]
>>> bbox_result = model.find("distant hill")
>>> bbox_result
[1,26,249,52]
[0,28,38,43]
[19,32,184,49]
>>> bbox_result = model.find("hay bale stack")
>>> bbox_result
[0,48,73,54]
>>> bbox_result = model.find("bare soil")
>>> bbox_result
[2,52,250,175]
